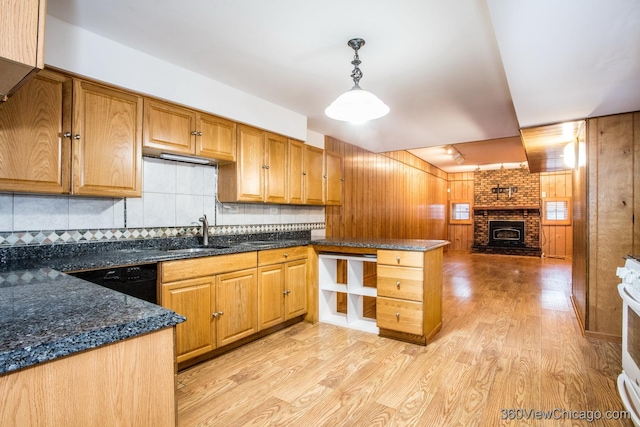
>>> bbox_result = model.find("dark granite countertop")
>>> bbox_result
[0,232,447,375]
[0,268,185,375]
[0,232,310,375]
[309,237,450,251]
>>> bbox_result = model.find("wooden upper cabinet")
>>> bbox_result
[324,151,343,206]
[0,70,71,194]
[219,124,289,204]
[264,132,288,204]
[143,98,236,163]
[197,113,236,162]
[288,139,304,205]
[143,99,196,155]
[0,0,46,99]
[304,145,324,205]
[72,79,142,197]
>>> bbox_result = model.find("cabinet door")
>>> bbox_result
[0,70,71,194]
[304,145,324,205]
[216,268,258,347]
[325,151,343,206]
[72,79,142,197]
[196,113,236,162]
[143,98,196,155]
[265,132,288,204]
[288,139,304,205]
[258,264,286,330]
[0,0,45,98]
[162,277,216,363]
[285,259,308,319]
[235,125,265,202]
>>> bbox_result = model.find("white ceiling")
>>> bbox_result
[46,0,640,172]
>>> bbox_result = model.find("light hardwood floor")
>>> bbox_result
[176,253,632,426]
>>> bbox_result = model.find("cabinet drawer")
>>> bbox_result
[377,250,423,268]
[161,251,257,283]
[376,297,423,335]
[377,265,423,301]
[258,246,307,266]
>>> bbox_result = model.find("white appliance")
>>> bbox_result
[617,256,640,426]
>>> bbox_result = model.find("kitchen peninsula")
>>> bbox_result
[309,237,449,345]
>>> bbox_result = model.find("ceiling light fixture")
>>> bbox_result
[325,38,389,125]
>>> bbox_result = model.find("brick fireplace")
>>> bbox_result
[472,168,542,256]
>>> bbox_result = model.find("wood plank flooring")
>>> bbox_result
[176,253,632,426]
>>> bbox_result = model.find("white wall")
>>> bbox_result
[0,158,325,232]
[44,16,308,141]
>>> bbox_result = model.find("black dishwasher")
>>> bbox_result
[70,264,158,304]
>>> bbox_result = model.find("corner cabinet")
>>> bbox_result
[159,252,258,364]
[0,70,142,197]
[304,145,325,205]
[376,249,443,345]
[324,150,343,206]
[142,98,236,163]
[0,0,46,99]
[257,246,308,330]
[218,125,288,203]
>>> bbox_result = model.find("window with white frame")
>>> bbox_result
[542,197,571,225]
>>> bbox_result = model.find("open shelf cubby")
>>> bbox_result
[318,253,379,334]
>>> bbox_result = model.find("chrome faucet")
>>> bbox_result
[199,214,209,246]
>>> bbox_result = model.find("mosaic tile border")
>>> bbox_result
[0,223,325,247]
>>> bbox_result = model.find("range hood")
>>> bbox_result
[520,120,585,173]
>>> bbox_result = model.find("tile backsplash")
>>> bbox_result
[0,157,325,246]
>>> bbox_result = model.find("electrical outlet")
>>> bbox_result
[270,207,279,214]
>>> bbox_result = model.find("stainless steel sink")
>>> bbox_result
[238,241,276,248]
[167,245,230,253]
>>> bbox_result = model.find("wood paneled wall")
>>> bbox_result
[324,138,448,240]
[447,172,474,251]
[584,112,639,339]
[540,171,573,259]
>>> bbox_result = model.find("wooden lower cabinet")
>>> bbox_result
[162,276,216,363]
[258,246,308,330]
[216,268,258,347]
[159,252,258,364]
[376,248,443,345]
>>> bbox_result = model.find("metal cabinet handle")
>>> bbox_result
[191,131,198,135]
[284,253,289,258]
[74,134,81,140]
[283,290,291,295]
[302,172,307,176]
[396,256,401,264]
[63,132,72,138]
[212,311,224,318]
[212,312,218,318]
[396,281,401,289]
[197,131,203,136]
[396,312,400,320]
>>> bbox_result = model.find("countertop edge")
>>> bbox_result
[0,311,185,375]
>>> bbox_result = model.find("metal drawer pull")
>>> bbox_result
[396,312,400,320]
[284,253,289,258]
[396,281,401,289]
[212,311,224,318]
[396,256,401,263]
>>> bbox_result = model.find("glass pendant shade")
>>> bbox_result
[325,86,390,125]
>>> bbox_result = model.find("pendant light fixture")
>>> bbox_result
[325,38,389,125]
